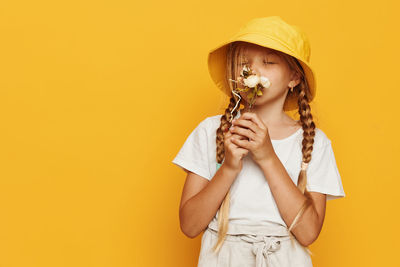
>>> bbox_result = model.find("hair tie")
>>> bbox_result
[301,161,309,171]
[216,162,222,170]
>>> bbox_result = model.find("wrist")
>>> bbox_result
[256,154,278,169]
[220,163,241,178]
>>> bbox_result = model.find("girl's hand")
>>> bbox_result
[229,112,276,165]
[222,129,249,173]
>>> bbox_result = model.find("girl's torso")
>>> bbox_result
[204,110,329,227]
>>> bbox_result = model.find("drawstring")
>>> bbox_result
[240,235,283,267]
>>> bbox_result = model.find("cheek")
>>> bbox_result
[262,68,288,85]
[259,71,277,85]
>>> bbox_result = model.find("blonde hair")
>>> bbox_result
[212,41,315,255]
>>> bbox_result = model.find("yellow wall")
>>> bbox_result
[0,0,398,266]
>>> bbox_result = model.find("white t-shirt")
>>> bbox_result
[172,110,345,227]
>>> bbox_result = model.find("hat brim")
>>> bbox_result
[208,34,316,111]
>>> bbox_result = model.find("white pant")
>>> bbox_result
[197,217,313,267]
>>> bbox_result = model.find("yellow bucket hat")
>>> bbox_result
[207,16,316,111]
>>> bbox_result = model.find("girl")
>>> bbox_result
[172,16,345,267]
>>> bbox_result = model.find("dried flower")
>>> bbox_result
[244,75,260,88]
[260,76,271,88]
[229,65,271,110]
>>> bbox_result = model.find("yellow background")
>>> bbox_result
[0,0,398,266]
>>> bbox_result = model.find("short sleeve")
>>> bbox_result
[306,141,346,201]
[171,118,211,180]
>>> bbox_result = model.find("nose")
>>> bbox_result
[248,62,261,75]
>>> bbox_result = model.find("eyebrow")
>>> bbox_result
[242,51,277,57]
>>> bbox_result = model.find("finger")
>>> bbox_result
[228,134,245,149]
[227,131,246,146]
[232,118,260,134]
[240,112,267,130]
[224,130,232,143]
[230,125,257,141]
[232,133,247,140]
[230,138,249,154]
[226,131,241,146]
[231,136,250,149]
[224,128,233,137]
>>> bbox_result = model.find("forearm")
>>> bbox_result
[180,165,239,238]
[258,154,320,246]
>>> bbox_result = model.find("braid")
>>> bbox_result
[212,94,241,253]
[286,80,316,255]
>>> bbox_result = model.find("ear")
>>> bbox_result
[289,71,302,88]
